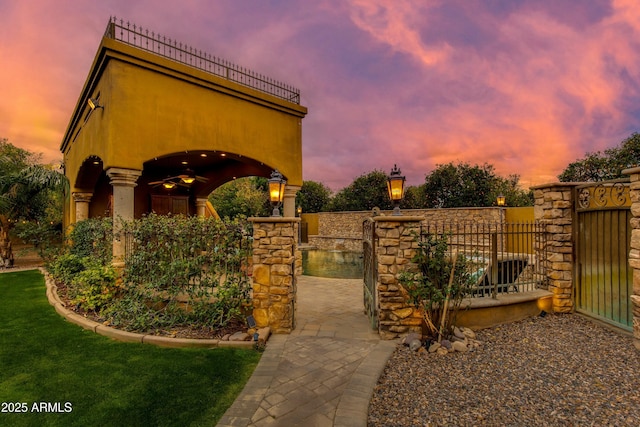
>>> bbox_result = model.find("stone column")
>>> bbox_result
[195,198,208,217]
[623,167,640,350]
[283,185,300,218]
[250,217,300,333]
[106,167,142,266]
[532,183,577,313]
[72,192,93,222]
[374,215,424,340]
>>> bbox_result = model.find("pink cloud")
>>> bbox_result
[1,0,640,192]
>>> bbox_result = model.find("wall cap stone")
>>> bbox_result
[531,182,586,190]
[623,166,640,175]
[249,217,301,223]
[373,215,424,223]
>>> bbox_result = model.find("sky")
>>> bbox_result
[1,0,640,190]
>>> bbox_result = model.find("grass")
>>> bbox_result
[0,270,260,427]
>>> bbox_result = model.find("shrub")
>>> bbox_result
[47,253,87,284]
[68,264,118,312]
[399,232,475,339]
[67,217,112,265]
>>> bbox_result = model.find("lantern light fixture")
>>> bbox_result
[497,194,506,207]
[387,164,406,216]
[268,169,286,217]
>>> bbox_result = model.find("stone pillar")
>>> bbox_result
[195,198,208,217]
[374,216,424,340]
[532,183,577,313]
[623,167,640,350]
[106,167,142,266]
[283,185,300,218]
[72,192,93,222]
[250,217,300,333]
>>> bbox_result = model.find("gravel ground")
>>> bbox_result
[368,313,640,426]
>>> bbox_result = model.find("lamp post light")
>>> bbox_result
[268,169,286,217]
[496,194,506,207]
[387,164,406,216]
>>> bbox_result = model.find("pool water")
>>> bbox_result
[301,250,363,279]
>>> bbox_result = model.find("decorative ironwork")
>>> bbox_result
[104,17,301,104]
[362,218,377,329]
[575,180,631,211]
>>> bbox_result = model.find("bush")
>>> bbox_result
[47,253,87,284]
[68,264,118,312]
[67,217,112,265]
[399,232,475,339]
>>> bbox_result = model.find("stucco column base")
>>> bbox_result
[106,167,142,265]
[72,192,93,222]
[283,185,301,218]
[249,217,300,333]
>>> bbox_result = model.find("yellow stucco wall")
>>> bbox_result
[61,37,306,226]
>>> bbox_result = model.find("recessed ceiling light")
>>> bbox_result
[181,161,188,165]
[220,153,226,157]
[200,153,207,157]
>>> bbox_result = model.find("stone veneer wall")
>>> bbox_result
[249,218,300,333]
[532,183,577,313]
[307,208,501,251]
[622,167,640,349]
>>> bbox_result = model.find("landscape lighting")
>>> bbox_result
[387,164,406,216]
[268,169,286,217]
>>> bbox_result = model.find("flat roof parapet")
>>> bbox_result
[104,16,301,104]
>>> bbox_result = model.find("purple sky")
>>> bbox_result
[2,0,640,190]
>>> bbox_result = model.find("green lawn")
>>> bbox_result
[0,270,260,427]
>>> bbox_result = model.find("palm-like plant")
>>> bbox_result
[0,139,68,266]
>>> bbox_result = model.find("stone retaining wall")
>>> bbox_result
[306,208,501,251]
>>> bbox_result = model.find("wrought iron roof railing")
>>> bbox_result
[104,17,301,104]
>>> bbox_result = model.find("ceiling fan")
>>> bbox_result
[149,169,208,189]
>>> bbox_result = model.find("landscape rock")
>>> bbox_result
[452,341,468,352]
[229,331,250,341]
[453,327,466,339]
[402,332,422,346]
[428,342,441,353]
[409,339,422,352]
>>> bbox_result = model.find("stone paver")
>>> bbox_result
[217,276,397,427]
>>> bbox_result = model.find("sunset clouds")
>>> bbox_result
[1,0,639,189]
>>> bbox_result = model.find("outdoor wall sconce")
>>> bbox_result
[497,194,506,206]
[268,169,286,217]
[387,164,406,216]
[87,98,103,111]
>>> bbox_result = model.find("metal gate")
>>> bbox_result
[363,218,378,329]
[575,181,633,331]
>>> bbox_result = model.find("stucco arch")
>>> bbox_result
[60,19,306,232]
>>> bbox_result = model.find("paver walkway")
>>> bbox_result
[217,275,397,427]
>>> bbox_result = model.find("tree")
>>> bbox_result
[422,162,532,208]
[208,177,269,219]
[402,185,426,209]
[0,138,67,265]
[327,170,394,211]
[559,132,640,182]
[296,180,331,213]
[423,162,495,208]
